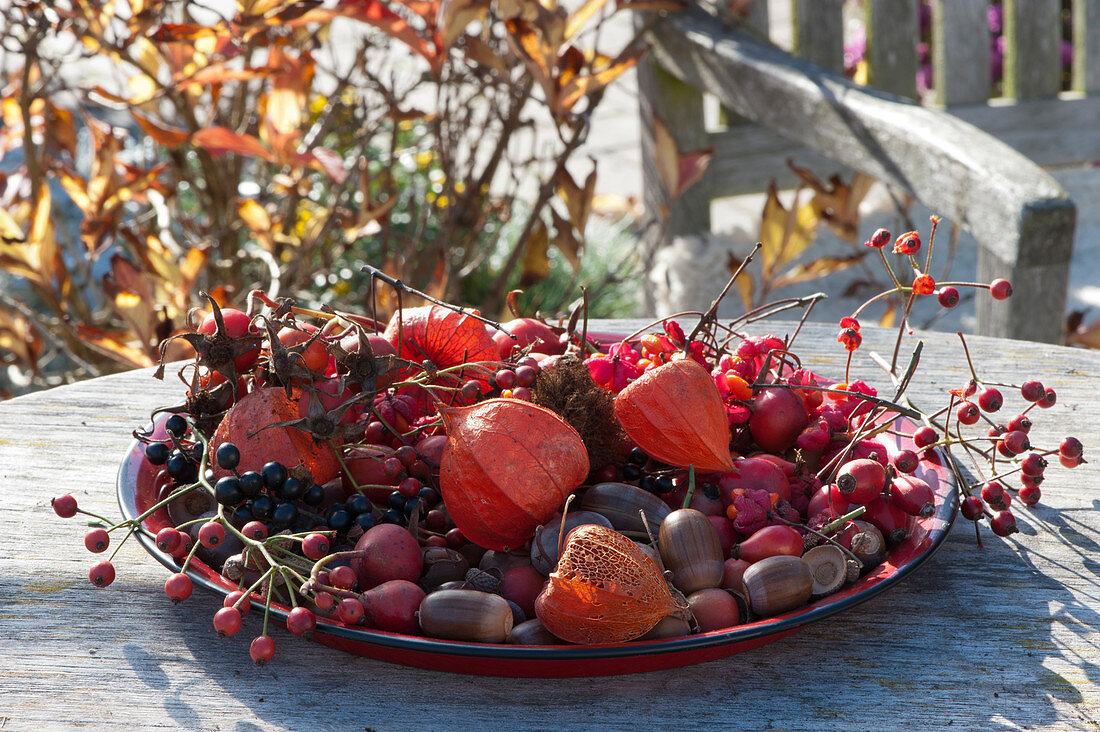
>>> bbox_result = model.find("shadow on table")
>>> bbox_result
[126,504,1100,731]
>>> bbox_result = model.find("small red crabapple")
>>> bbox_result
[956,401,980,425]
[198,521,225,548]
[937,286,960,308]
[1039,388,1057,409]
[1060,436,1083,460]
[977,387,1003,413]
[867,228,891,248]
[1019,484,1042,506]
[913,426,938,448]
[225,590,252,616]
[287,607,317,637]
[156,527,182,554]
[960,495,984,521]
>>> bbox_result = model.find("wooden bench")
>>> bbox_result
[639,1,1088,343]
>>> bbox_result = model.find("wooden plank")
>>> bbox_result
[1004,0,1063,99]
[791,0,844,73]
[1072,0,1100,93]
[648,6,1076,342]
[865,0,920,99]
[702,95,1100,197]
[932,0,990,105]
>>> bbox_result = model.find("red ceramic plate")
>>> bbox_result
[117,419,956,678]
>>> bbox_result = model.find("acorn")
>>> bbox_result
[742,554,814,617]
[418,589,513,643]
[658,508,724,595]
[579,482,671,535]
[530,510,613,575]
[419,546,469,592]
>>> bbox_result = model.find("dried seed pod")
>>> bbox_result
[802,544,847,597]
[578,482,670,535]
[742,554,814,617]
[418,589,514,643]
[614,359,736,473]
[463,567,503,594]
[659,508,724,595]
[535,524,686,644]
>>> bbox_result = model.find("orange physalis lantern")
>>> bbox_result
[383,305,500,388]
[613,358,735,473]
[439,399,589,552]
[535,524,686,644]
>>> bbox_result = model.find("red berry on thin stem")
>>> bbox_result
[85,527,110,553]
[1020,453,1047,477]
[89,560,116,587]
[1059,436,1083,460]
[956,401,980,425]
[937,286,960,308]
[198,521,225,548]
[1039,388,1057,408]
[981,481,1009,511]
[225,590,252,616]
[314,591,335,611]
[1020,379,1045,402]
[156,527,182,554]
[891,449,919,474]
[1007,414,1031,434]
[1002,430,1030,455]
[1019,484,1042,507]
[249,635,276,666]
[164,573,193,603]
[52,494,78,518]
[337,597,365,625]
[242,521,267,541]
[329,565,357,591]
[287,607,317,637]
[213,607,242,637]
[978,387,1003,413]
[960,495,984,522]
[302,533,331,561]
[989,278,1013,300]
[913,426,938,449]
[990,510,1018,537]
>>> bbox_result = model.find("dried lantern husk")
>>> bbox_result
[535,524,686,644]
[613,358,735,473]
[439,399,590,552]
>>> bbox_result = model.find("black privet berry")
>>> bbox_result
[621,463,643,481]
[215,476,244,507]
[278,477,305,503]
[166,451,195,481]
[302,482,325,506]
[387,491,406,511]
[261,461,288,491]
[628,447,648,466]
[164,414,188,438]
[381,509,406,526]
[345,493,371,517]
[701,482,721,500]
[355,513,376,532]
[272,502,298,529]
[215,442,241,471]
[251,495,275,521]
[653,475,675,495]
[327,509,352,532]
[238,471,264,498]
[145,441,170,465]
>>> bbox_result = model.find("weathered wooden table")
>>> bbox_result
[2,321,1098,730]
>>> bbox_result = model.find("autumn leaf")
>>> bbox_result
[132,113,189,147]
[239,199,275,252]
[551,208,582,273]
[771,253,866,290]
[558,41,646,111]
[556,165,596,238]
[565,0,612,39]
[462,33,510,75]
[758,182,819,280]
[726,252,754,311]
[191,126,274,160]
[651,114,712,207]
[788,163,873,244]
[76,325,155,369]
[438,0,490,49]
[0,309,43,374]
[506,19,558,107]
[520,219,551,286]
